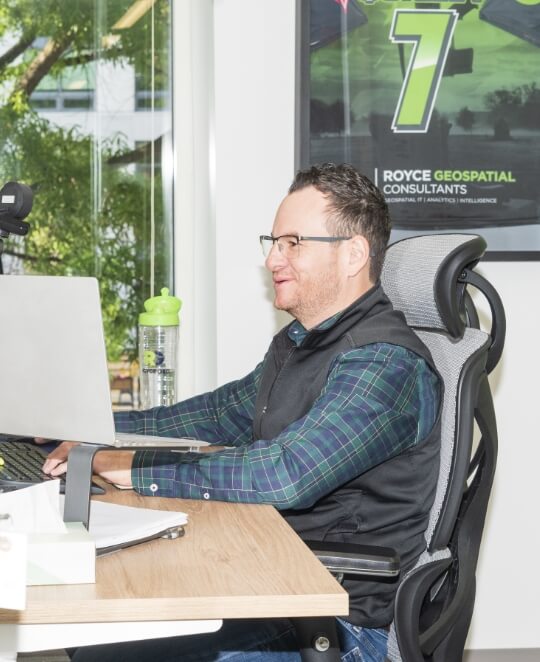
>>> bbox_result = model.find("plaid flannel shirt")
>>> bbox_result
[115,320,440,510]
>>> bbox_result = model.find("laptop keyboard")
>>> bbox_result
[0,442,49,482]
[0,439,105,494]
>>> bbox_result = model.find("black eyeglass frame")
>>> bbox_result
[259,234,352,256]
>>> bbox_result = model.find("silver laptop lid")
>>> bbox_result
[0,275,117,445]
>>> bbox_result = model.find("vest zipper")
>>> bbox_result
[259,347,295,422]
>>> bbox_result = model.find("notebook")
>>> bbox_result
[0,275,209,451]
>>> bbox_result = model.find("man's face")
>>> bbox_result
[266,186,352,329]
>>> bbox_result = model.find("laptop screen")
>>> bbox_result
[0,275,117,445]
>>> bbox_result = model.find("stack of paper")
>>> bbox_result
[60,496,188,554]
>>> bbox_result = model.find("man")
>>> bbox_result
[44,163,441,662]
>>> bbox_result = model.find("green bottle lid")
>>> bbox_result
[139,287,182,326]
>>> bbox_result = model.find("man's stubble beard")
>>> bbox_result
[276,262,341,327]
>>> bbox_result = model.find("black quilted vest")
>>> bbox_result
[253,283,441,627]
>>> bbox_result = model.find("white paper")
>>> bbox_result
[59,496,187,550]
[0,531,27,610]
[0,481,65,535]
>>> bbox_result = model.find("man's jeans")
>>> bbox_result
[69,617,389,662]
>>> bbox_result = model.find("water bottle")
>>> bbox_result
[138,287,182,409]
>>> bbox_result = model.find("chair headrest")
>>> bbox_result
[381,234,486,338]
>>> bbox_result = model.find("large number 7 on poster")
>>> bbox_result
[390,9,459,133]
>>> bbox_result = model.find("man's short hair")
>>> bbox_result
[289,163,391,282]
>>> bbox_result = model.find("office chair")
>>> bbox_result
[293,233,505,662]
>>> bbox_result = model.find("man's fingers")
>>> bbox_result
[48,460,68,477]
[42,441,78,474]
[42,456,65,475]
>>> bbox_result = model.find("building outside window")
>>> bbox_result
[0,0,173,407]
[135,58,169,110]
[29,42,96,112]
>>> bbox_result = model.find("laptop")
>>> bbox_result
[0,275,209,451]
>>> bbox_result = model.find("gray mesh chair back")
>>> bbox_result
[381,234,504,662]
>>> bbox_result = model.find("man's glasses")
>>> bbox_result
[259,234,352,259]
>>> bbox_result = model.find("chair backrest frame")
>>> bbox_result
[381,233,504,662]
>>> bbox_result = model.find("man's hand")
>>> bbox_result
[93,450,135,488]
[41,441,135,489]
[41,441,78,476]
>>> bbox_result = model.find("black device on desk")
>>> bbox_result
[0,436,105,495]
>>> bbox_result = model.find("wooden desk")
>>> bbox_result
[0,490,348,652]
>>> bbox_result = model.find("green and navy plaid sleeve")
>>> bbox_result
[114,364,263,447]
[130,344,440,510]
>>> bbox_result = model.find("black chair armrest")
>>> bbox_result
[304,540,400,577]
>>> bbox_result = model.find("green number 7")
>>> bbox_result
[390,9,458,133]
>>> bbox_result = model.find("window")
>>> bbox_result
[30,59,96,111]
[135,60,170,110]
[0,0,174,406]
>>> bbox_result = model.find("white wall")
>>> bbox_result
[213,0,297,386]
[465,262,540,650]
[210,0,540,651]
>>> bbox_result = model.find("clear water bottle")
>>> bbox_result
[138,287,182,409]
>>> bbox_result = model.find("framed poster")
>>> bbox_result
[296,0,540,259]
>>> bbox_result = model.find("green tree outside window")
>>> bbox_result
[0,0,173,373]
